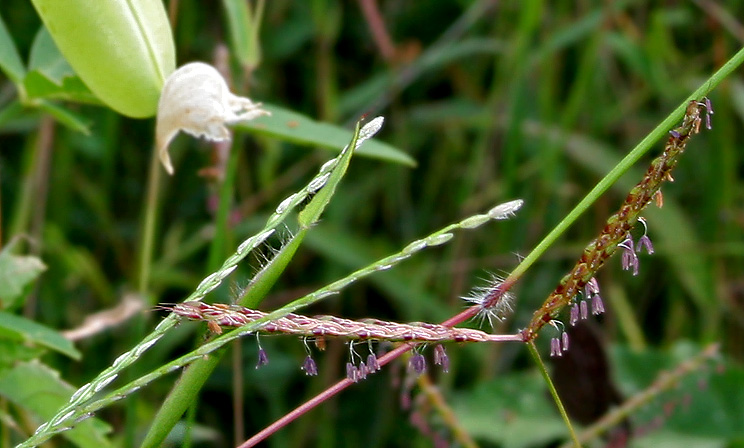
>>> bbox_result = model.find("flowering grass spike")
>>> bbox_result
[521,98,713,342]
[164,302,519,344]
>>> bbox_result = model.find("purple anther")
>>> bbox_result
[256,348,269,369]
[591,294,605,315]
[302,356,318,376]
[550,337,562,357]
[358,362,368,380]
[637,234,655,255]
[409,353,427,374]
[433,345,450,373]
[346,362,358,382]
[367,353,381,372]
[570,303,579,326]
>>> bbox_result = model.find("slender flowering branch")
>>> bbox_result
[19,117,384,448]
[163,302,521,343]
[520,98,713,342]
[237,50,744,444]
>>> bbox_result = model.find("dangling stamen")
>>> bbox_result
[367,353,381,372]
[302,356,318,376]
[433,345,450,373]
[409,353,427,374]
[346,362,359,382]
[550,338,562,357]
[570,303,580,326]
[255,334,269,369]
[636,218,655,255]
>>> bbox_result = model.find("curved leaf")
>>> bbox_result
[236,103,416,166]
[30,0,175,117]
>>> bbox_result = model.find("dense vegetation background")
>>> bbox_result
[1,1,743,447]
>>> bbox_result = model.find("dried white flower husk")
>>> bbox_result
[155,62,270,174]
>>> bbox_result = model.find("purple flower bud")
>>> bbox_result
[585,277,600,296]
[637,234,654,255]
[570,303,579,326]
[592,294,605,315]
[367,353,381,372]
[704,97,714,129]
[358,362,368,380]
[561,332,569,352]
[580,300,589,320]
[409,353,427,374]
[346,362,358,382]
[255,348,269,369]
[621,248,639,275]
[433,345,450,373]
[550,337,562,357]
[669,130,681,139]
[302,356,318,376]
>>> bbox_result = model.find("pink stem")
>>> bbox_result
[239,324,522,447]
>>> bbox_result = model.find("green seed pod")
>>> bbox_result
[30,0,176,118]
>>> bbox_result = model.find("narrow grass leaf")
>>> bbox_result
[236,104,414,166]
[221,0,262,69]
[297,120,362,226]
[0,12,25,84]
[0,312,80,360]
[35,100,92,134]
[141,120,371,447]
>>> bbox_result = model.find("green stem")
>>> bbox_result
[138,145,163,295]
[140,350,224,448]
[206,141,239,271]
[527,341,581,447]
[143,139,241,447]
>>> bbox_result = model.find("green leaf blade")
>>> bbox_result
[236,104,415,166]
[0,312,80,360]
[0,250,46,308]
[0,13,26,84]
[0,362,112,448]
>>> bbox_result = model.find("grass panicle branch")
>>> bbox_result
[19,118,381,448]
[163,301,523,343]
[139,118,374,447]
[27,197,524,446]
[520,98,713,342]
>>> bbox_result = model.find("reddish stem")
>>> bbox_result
[357,0,396,63]
[240,317,522,447]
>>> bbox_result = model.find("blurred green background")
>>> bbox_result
[1,1,743,447]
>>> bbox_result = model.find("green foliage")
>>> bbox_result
[453,342,743,448]
[238,105,415,166]
[0,312,79,360]
[1,1,743,447]
[0,362,113,448]
[29,0,175,118]
[0,244,46,308]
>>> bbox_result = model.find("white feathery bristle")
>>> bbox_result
[461,273,515,328]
